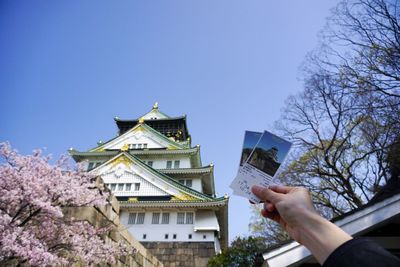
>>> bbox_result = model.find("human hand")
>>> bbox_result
[251,185,352,264]
[251,185,319,244]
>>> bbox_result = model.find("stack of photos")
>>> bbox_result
[230,130,292,203]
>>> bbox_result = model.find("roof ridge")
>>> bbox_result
[114,115,186,122]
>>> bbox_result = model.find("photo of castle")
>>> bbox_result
[247,131,291,177]
[239,131,262,166]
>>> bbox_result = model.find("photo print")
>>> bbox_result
[230,130,292,202]
[239,131,262,166]
[246,131,292,177]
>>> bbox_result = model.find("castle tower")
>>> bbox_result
[70,103,229,267]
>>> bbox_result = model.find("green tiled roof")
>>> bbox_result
[89,123,189,152]
[93,151,214,201]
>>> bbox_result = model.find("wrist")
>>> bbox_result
[296,211,352,264]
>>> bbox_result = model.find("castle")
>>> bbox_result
[69,103,229,267]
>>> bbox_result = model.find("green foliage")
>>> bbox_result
[249,204,290,246]
[207,236,266,267]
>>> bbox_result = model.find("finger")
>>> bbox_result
[251,185,282,204]
[268,185,292,194]
[264,202,275,212]
[261,209,280,223]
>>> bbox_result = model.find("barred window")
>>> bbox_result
[161,213,170,224]
[147,161,153,167]
[126,183,132,191]
[178,180,185,184]
[136,213,145,224]
[152,213,160,224]
[110,184,116,191]
[186,179,192,187]
[177,212,185,224]
[143,144,148,149]
[88,162,94,170]
[186,212,194,224]
[166,161,172,169]
[118,184,124,191]
[135,183,140,191]
[128,213,137,224]
[174,160,180,168]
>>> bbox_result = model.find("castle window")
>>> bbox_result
[186,179,192,188]
[152,213,160,224]
[118,184,124,191]
[143,234,147,240]
[147,161,153,167]
[166,161,172,169]
[128,213,136,224]
[130,144,136,149]
[161,213,170,224]
[188,234,192,239]
[203,235,207,239]
[143,144,148,149]
[88,162,94,170]
[179,180,185,184]
[134,183,140,191]
[186,212,194,224]
[126,183,132,191]
[164,234,169,239]
[110,184,116,191]
[136,213,145,224]
[177,212,185,224]
[137,144,142,149]
[173,234,177,239]
[174,160,180,168]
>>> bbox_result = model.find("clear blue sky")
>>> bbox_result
[0,0,339,243]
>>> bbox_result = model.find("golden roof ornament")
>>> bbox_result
[121,143,129,151]
[152,102,159,110]
[138,117,145,124]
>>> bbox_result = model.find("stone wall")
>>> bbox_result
[141,242,215,267]
[64,194,163,267]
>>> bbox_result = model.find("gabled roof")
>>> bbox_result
[262,191,400,267]
[137,102,170,120]
[90,122,188,152]
[90,151,214,201]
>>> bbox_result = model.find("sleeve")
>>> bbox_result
[322,238,400,267]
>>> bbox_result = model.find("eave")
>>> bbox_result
[159,165,215,196]
[69,147,200,162]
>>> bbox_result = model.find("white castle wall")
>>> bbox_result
[120,211,216,243]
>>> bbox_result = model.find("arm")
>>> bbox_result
[251,185,352,264]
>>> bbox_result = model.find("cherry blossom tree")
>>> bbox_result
[0,142,131,266]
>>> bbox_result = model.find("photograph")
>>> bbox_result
[239,131,262,166]
[247,131,292,176]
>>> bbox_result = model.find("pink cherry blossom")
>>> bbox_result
[0,142,135,266]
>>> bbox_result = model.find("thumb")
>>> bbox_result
[251,185,282,204]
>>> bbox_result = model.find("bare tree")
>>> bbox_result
[275,0,400,217]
